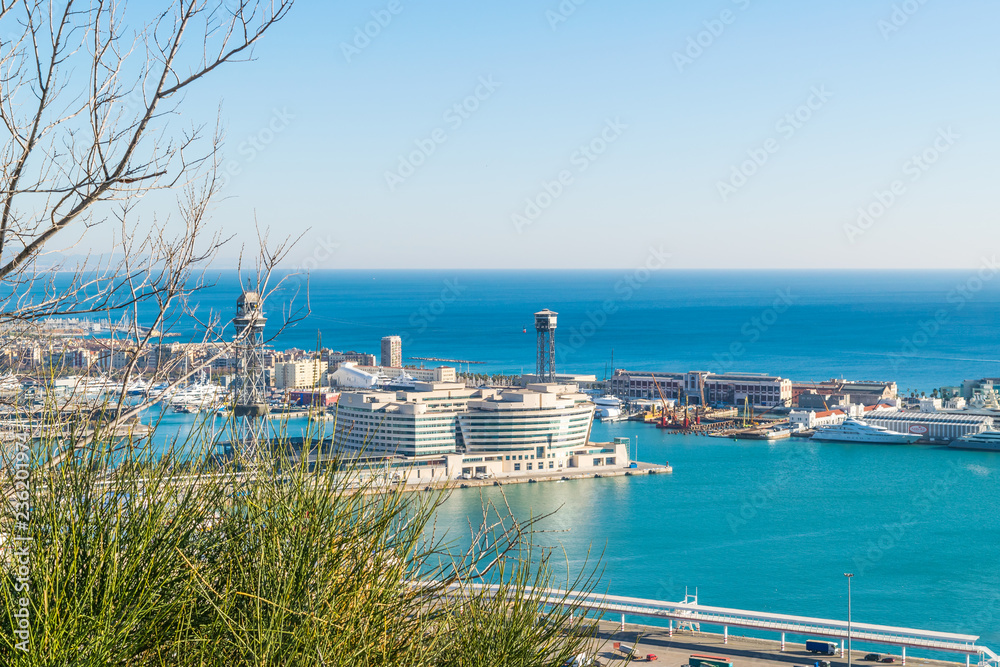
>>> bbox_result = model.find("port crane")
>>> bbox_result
[652,375,670,428]
[697,376,706,425]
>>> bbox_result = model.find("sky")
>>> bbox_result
[114,0,1000,269]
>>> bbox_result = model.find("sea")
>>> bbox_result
[143,268,1000,393]
[116,270,1000,650]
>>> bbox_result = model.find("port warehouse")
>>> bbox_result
[448,584,999,667]
[862,409,992,441]
[608,371,897,409]
[787,405,994,440]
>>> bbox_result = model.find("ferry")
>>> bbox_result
[948,430,1000,452]
[811,418,920,444]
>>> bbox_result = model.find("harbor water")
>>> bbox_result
[434,420,1000,648]
[117,269,1000,648]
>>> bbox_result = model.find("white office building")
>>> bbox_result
[458,383,597,474]
[332,382,624,478]
[334,382,476,458]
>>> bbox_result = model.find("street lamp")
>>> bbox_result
[844,573,854,667]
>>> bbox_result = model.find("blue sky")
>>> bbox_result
[164,0,999,269]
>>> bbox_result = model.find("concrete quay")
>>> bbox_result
[589,622,966,667]
[410,461,672,493]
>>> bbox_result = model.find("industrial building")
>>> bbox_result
[610,370,792,407]
[863,408,992,442]
[380,335,402,368]
[792,380,898,408]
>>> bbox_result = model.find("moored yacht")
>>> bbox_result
[811,418,921,444]
[593,395,623,421]
[948,431,1000,452]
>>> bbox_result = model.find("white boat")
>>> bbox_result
[126,378,150,396]
[949,431,1000,452]
[593,395,623,421]
[0,374,20,394]
[169,381,226,409]
[811,418,921,444]
[383,372,417,391]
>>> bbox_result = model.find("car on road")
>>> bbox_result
[864,654,882,662]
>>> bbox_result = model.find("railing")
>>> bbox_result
[445,584,998,666]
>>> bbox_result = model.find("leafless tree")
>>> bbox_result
[0,0,301,470]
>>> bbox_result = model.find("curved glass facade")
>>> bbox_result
[458,403,594,453]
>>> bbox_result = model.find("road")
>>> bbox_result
[589,622,966,667]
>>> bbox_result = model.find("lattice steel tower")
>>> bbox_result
[534,309,557,382]
[233,290,269,466]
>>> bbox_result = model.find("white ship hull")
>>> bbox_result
[949,433,1000,451]
[811,433,919,444]
[811,418,921,445]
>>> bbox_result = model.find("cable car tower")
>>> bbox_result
[233,290,269,467]
[534,309,557,382]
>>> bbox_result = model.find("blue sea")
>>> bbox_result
[128,270,1000,650]
[150,269,1000,393]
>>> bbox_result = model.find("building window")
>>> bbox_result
[514,463,521,471]
[548,461,554,469]
[593,458,601,466]
[606,457,615,465]
[527,463,533,471]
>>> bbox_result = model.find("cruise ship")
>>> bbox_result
[811,418,921,444]
[948,431,1000,452]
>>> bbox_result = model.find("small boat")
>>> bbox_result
[593,395,623,421]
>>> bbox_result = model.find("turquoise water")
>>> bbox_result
[434,420,1000,649]
[114,269,1000,649]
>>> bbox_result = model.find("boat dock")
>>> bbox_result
[416,460,673,492]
